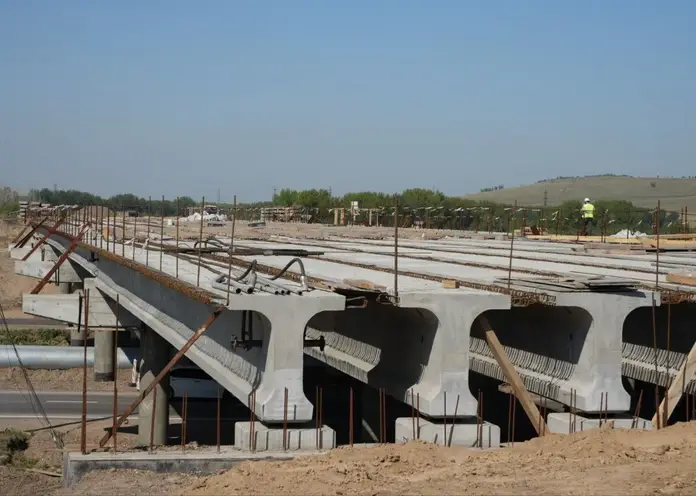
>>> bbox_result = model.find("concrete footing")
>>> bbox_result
[63,449,306,487]
[546,412,653,433]
[137,327,170,446]
[394,417,500,448]
[234,421,336,451]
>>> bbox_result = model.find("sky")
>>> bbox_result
[1,1,695,203]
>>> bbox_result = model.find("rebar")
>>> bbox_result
[112,294,119,453]
[378,388,384,444]
[651,294,660,429]
[664,302,672,428]
[655,200,661,290]
[283,387,288,451]
[318,386,323,449]
[508,392,514,443]
[121,205,125,257]
[181,392,188,452]
[599,392,604,427]
[393,196,399,302]
[226,195,237,305]
[216,387,221,453]
[410,389,416,440]
[149,388,157,453]
[80,290,89,455]
[511,394,516,446]
[507,201,517,290]
[349,387,354,447]
[146,197,151,266]
[632,390,643,428]
[175,197,180,278]
[160,195,165,271]
[479,391,484,447]
[196,197,205,286]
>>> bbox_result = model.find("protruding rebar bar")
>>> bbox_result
[80,290,89,455]
[508,201,517,290]
[197,196,205,286]
[159,195,165,271]
[226,195,237,305]
[283,387,288,452]
[443,390,447,447]
[149,388,157,453]
[146,196,151,266]
[112,294,119,453]
[216,387,221,453]
[175,197,180,278]
[349,387,354,447]
[410,389,416,440]
[393,196,399,302]
[181,392,188,452]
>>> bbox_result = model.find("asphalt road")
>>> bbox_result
[0,390,250,421]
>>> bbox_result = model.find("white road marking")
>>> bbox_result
[45,400,98,404]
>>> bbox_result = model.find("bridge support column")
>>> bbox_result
[94,330,114,381]
[137,326,170,446]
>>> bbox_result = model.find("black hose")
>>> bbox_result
[270,257,306,281]
[233,259,258,282]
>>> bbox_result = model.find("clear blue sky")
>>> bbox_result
[1,1,694,202]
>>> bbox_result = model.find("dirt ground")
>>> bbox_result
[3,421,692,495]
[0,220,58,309]
[0,367,135,393]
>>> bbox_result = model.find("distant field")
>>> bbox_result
[464,176,696,213]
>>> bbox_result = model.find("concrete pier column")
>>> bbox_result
[137,326,170,446]
[94,330,114,381]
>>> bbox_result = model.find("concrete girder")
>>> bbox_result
[305,289,510,418]
[39,229,347,423]
[22,280,140,328]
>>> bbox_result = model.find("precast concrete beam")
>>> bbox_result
[80,254,345,423]
[306,289,510,418]
[470,291,655,413]
[14,259,82,283]
[22,282,140,328]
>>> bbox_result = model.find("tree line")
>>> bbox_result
[23,186,685,235]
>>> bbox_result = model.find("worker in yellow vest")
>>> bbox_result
[581,198,595,235]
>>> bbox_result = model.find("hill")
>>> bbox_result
[464,176,696,212]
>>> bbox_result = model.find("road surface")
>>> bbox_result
[0,390,250,421]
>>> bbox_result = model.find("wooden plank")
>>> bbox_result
[342,278,387,292]
[442,279,460,289]
[666,272,696,287]
[652,341,696,427]
[479,315,548,436]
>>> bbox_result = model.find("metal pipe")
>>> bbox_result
[212,275,251,294]
[197,196,205,286]
[0,346,138,369]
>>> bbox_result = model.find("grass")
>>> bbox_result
[0,329,71,346]
[0,429,38,468]
[464,176,696,213]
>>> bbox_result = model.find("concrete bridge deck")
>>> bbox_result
[9,215,696,448]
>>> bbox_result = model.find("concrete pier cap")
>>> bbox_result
[306,288,510,419]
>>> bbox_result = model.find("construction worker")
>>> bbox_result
[581,198,595,235]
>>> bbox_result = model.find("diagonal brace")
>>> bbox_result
[21,216,67,261]
[652,341,696,427]
[98,306,224,448]
[30,224,89,295]
[15,215,50,248]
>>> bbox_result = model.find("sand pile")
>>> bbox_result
[185,422,696,495]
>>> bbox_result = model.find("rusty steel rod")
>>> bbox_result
[479,391,484,447]
[283,387,289,451]
[132,210,137,260]
[651,293,660,429]
[21,216,66,261]
[410,389,416,440]
[511,394,516,446]
[632,390,643,429]
[416,392,420,440]
[508,391,514,443]
[476,390,481,447]
[393,195,399,302]
[15,215,50,247]
[663,302,672,428]
[160,195,165,271]
[508,201,517,290]
[181,392,188,452]
[217,387,221,453]
[98,307,224,447]
[318,386,323,449]
[349,387,354,447]
[121,205,125,257]
[599,392,604,427]
[81,290,90,455]
[655,200,661,291]
[31,224,89,294]
[226,195,237,306]
[112,294,119,452]
[315,385,320,449]
[196,196,205,286]
[443,390,447,447]
[146,197,151,266]
[150,388,157,453]
[99,205,104,250]
[175,197,180,278]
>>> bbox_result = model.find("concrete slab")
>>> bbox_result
[234,421,336,451]
[546,412,653,433]
[63,448,318,487]
[395,417,500,448]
